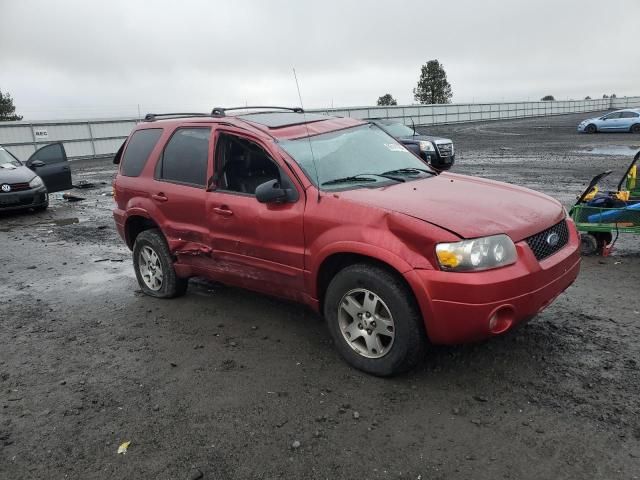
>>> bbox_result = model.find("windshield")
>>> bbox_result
[279,124,432,190]
[0,146,21,167]
[379,122,416,137]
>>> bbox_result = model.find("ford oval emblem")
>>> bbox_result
[1,184,11,193]
[546,232,560,247]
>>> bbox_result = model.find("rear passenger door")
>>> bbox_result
[152,127,212,252]
[621,111,639,131]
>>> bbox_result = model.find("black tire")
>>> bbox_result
[324,263,426,376]
[33,202,48,212]
[133,229,188,298]
[585,124,597,134]
[580,233,598,256]
[631,124,640,134]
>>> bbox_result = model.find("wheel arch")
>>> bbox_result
[124,214,160,249]
[315,249,418,315]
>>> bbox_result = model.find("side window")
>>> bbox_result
[621,111,639,118]
[158,128,211,187]
[121,129,162,177]
[604,112,621,119]
[29,143,67,165]
[214,133,285,195]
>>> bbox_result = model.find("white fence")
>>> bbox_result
[1,96,639,161]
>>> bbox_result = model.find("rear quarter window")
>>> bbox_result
[120,128,163,177]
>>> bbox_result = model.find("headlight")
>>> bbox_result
[435,234,517,272]
[29,176,44,188]
[419,141,435,152]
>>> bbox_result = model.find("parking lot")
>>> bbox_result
[1,111,639,479]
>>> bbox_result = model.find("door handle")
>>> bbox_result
[152,193,168,202]
[213,206,233,217]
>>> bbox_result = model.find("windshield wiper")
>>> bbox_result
[321,173,404,186]
[380,167,436,176]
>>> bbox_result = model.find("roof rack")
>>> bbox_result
[144,112,210,122]
[211,106,304,117]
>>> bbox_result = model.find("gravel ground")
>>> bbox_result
[1,111,639,479]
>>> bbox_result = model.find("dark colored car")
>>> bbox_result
[372,120,455,170]
[0,143,72,212]
[113,107,579,376]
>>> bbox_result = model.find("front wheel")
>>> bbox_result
[324,264,426,376]
[585,124,597,134]
[133,229,188,298]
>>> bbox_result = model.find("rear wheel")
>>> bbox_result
[580,233,599,256]
[324,263,426,376]
[133,229,188,298]
[631,124,640,134]
[585,124,597,134]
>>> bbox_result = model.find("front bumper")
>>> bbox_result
[422,151,455,171]
[577,124,588,132]
[405,220,581,344]
[0,187,48,212]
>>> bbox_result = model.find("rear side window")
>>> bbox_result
[157,128,211,187]
[621,111,639,118]
[120,129,163,177]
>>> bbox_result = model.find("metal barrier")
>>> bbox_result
[1,96,639,161]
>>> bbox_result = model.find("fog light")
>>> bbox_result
[488,306,515,334]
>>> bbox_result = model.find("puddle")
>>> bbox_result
[576,145,640,156]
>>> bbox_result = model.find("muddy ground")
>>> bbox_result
[1,111,639,479]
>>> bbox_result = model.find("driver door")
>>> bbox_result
[26,143,72,192]
[205,128,306,299]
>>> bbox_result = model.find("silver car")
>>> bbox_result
[577,108,640,134]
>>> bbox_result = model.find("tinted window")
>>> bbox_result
[604,112,621,119]
[621,111,639,118]
[121,129,162,177]
[29,143,66,165]
[159,128,211,187]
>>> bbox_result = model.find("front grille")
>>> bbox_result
[525,220,569,261]
[0,182,31,192]
[435,142,453,157]
[11,182,31,192]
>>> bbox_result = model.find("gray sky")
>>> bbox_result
[2,0,639,119]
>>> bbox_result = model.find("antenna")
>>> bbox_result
[293,68,321,203]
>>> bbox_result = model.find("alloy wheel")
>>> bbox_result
[338,288,395,358]
[138,245,163,291]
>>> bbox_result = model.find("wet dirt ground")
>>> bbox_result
[1,111,639,479]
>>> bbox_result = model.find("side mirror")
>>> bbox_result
[255,179,291,204]
[29,160,45,168]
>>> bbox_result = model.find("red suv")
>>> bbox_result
[113,107,580,376]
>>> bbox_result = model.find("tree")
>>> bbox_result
[377,94,398,106]
[0,89,23,121]
[541,95,555,101]
[413,60,452,104]
[584,96,591,100]
[611,93,617,98]
[602,94,609,99]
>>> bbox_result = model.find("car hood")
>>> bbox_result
[0,163,36,183]
[398,134,451,144]
[580,117,599,123]
[338,172,565,241]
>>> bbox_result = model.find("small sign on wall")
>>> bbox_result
[34,127,48,140]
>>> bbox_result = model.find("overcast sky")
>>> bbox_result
[1,0,639,120]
